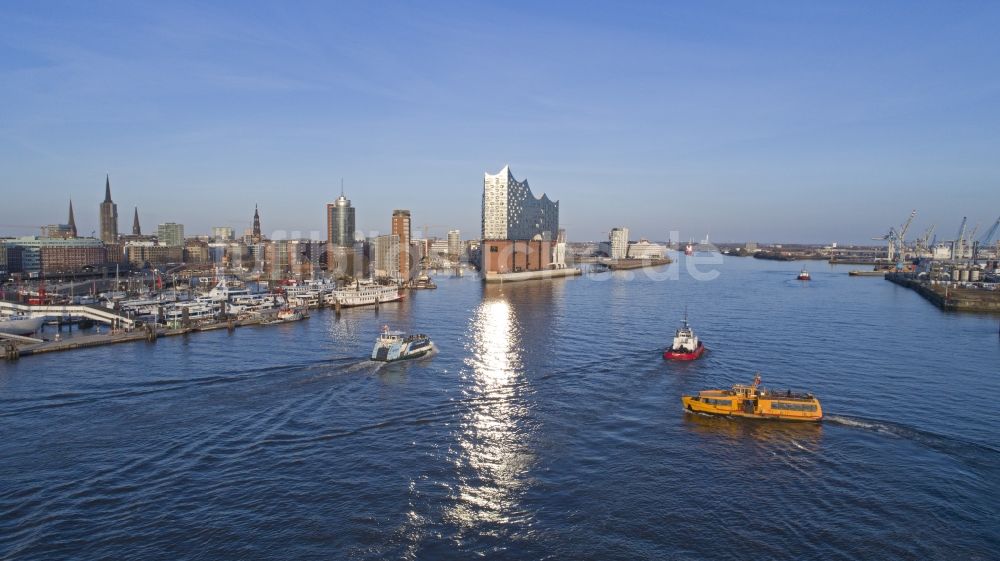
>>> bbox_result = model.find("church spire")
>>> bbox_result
[132,206,141,236]
[252,204,262,243]
[104,174,112,203]
[68,200,77,238]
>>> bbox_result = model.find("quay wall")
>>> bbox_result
[483,268,582,284]
[605,258,672,270]
[886,273,1000,313]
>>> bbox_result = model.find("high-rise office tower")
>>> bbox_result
[327,191,356,247]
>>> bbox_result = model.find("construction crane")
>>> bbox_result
[419,224,450,240]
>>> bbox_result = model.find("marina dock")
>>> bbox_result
[3,317,273,360]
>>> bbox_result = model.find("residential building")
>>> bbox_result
[609,227,629,259]
[430,239,449,258]
[184,240,211,264]
[124,242,183,267]
[212,226,235,242]
[157,223,185,247]
[392,209,412,280]
[447,230,462,261]
[372,234,400,278]
[4,236,106,274]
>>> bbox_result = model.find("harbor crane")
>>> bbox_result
[914,224,936,255]
[873,209,916,263]
[952,217,968,260]
[972,215,1000,263]
[897,209,917,258]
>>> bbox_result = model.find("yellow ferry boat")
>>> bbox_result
[682,373,823,422]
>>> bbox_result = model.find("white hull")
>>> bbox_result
[329,285,402,307]
[371,332,435,362]
[0,316,45,335]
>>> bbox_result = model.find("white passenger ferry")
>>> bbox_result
[371,326,435,362]
[164,302,218,325]
[328,281,402,308]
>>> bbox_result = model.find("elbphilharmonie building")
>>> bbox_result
[481,165,569,278]
[482,165,559,242]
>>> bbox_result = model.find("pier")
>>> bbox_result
[1,317,277,360]
[0,301,135,329]
[602,257,672,270]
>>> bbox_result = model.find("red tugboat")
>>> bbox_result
[684,242,694,256]
[797,268,811,281]
[663,313,706,361]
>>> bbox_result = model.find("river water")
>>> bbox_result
[2,257,998,560]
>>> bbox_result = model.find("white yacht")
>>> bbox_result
[202,278,251,302]
[0,315,45,335]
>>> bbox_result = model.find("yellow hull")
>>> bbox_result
[682,394,822,422]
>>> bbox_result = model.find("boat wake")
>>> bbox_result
[825,414,1000,459]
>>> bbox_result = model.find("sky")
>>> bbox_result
[1,0,998,244]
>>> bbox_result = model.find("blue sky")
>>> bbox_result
[1,1,998,243]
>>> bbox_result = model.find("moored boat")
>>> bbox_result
[275,307,305,323]
[663,313,705,360]
[329,281,402,308]
[411,273,437,289]
[682,373,823,422]
[0,315,45,335]
[371,326,435,362]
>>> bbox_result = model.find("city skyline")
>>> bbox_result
[2,2,999,242]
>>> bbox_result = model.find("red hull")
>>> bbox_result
[663,343,705,361]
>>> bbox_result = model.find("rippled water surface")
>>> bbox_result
[2,258,998,560]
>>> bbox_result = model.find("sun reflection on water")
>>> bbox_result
[447,294,535,533]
